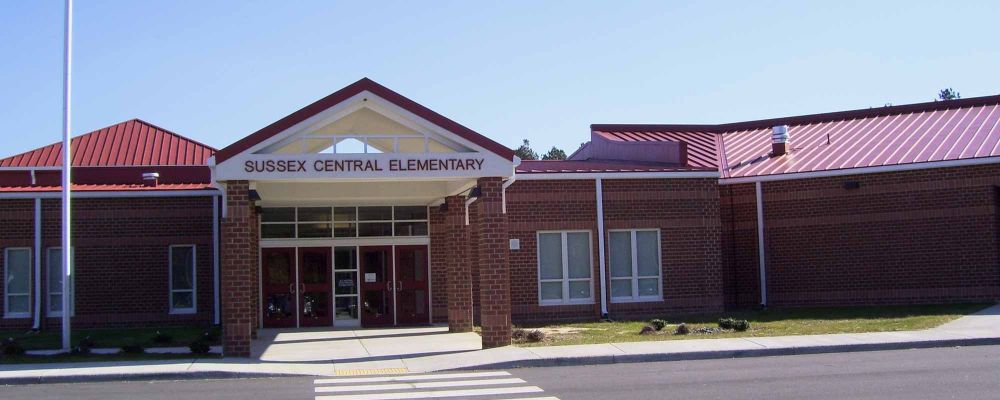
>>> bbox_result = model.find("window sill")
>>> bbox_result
[610,296,663,304]
[539,300,594,307]
[3,313,31,319]
[169,309,197,315]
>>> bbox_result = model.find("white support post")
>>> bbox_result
[212,197,221,325]
[60,0,73,352]
[755,181,767,307]
[595,178,609,317]
[32,199,41,330]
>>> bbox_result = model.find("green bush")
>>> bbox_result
[732,319,751,332]
[511,328,527,342]
[649,319,668,331]
[639,325,656,335]
[72,336,95,355]
[2,337,25,356]
[718,318,750,331]
[674,323,690,335]
[202,329,220,343]
[189,340,211,354]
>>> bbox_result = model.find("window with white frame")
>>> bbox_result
[46,247,74,317]
[537,231,593,305]
[4,248,31,318]
[609,229,662,302]
[169,245,196,314]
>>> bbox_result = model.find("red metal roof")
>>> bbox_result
[0,183,215,193]
[588,126,719,169]
[720,96,1000,179]
[516,160,715,174]
[215,78,515,163]
[0,119,216,168]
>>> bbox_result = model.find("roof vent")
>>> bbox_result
[142,172,160,187]
[771,125,790,157]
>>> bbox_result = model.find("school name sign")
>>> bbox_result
[215,154,511,180]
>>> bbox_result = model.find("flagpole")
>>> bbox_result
[61,0,73,352]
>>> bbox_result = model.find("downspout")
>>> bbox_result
[501,157,521,214]
[464,195,477,225]
[755,181,767,307]
[212,196,221,325]
[595,178,609,318]
[32,198,42,330]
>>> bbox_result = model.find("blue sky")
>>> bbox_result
[1,1,998,157]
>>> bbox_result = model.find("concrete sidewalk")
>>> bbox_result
[2,304,998,384]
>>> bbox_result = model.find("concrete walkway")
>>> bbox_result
[2,304,998,384]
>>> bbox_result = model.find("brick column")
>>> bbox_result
[474,177,512,348]
[444,195,474,332]
[221,181,258,357]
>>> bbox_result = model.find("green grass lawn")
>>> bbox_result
[515,303,992,347]
[0,326,221,351]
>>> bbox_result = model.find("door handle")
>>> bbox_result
[386,281,393,291]
[289,283,296,294]
[397,281,403,292]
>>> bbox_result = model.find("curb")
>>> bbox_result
[447,336,1000,371]
[0,370,317,385]
[2,336,998,385]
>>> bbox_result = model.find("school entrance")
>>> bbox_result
[259,206,432,329]
[214,78,516,356]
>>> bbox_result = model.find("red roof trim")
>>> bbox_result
[215,78,515,163]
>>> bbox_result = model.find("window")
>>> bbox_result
[169,245,196,314]
[537,231,593,305]
[4,248,31,318]
[46,247,74,317]
[609,229,662,302]
[260,206,429,239]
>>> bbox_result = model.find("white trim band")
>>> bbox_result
[516,171,719,180]
[720,156,1000,185]
[0,190,220,199]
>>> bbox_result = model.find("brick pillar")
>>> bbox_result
[444,195,474,332]
[475,177,512,348]
[221,181,258,357]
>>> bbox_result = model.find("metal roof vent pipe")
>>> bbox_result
[771,125,790,157]
[142,172,160,187]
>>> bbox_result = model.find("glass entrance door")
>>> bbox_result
[262,248,296,328]
[298,247,332,327]
[359,246,394,326]
[395,245,430,325]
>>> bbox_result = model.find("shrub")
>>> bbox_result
[511,328,527,342]
[78,336,96,348]
[718,318,736,330]
[674,323,689,335]
[525,330,546,342]
[2,337,26,356]
[649,319,667,331]
[189,340,211,355]
[639,325,656,335]
[732,319,751,332]
[120,343,145,354]
[152,331,173,345]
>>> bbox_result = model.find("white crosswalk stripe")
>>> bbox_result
[314,371,559,400]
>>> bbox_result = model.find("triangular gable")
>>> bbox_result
[215,78,514,163]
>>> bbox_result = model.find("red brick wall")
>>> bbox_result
[602,178,724,316]
[0,196,216,330]
[428,205,449,323]
[505,177,724,323]
[721,164,1000,307]
[221,181,258,357]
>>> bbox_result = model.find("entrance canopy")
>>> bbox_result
[212,78,516,188]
